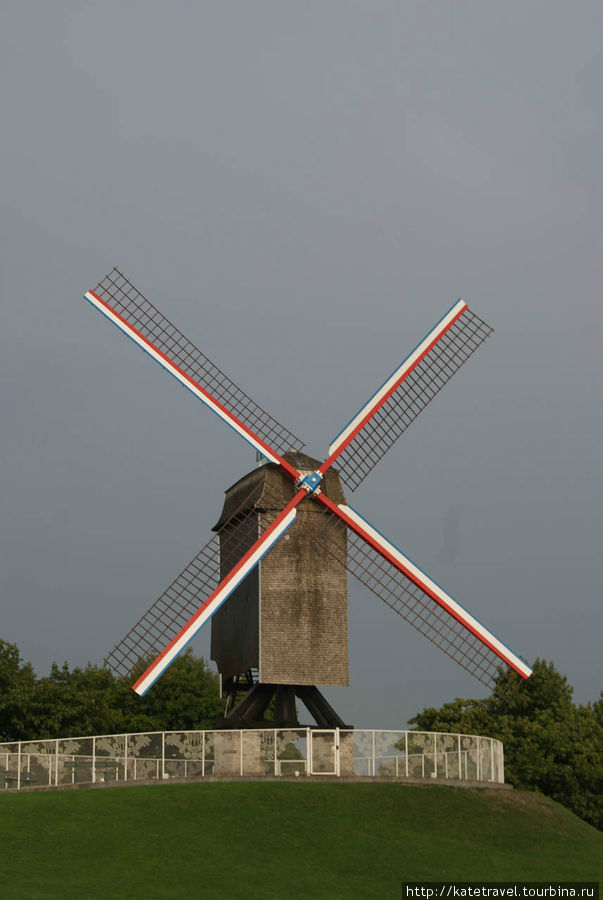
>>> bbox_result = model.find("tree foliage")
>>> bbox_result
[0,639,36,741]
[408,659,602,830]
[0,640,222,742]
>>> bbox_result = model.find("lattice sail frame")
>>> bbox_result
[326,306,494,491]
[312,504,509,690]
[91,268,304,458]
[105,480,290,679]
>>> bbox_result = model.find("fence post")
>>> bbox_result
[161,732,165,779]
[371,731,376,777]
[201,731,205,778]
[433,733,437,779]
[55,739,59,786]
[17,742,21,791]
[92,736,96,784]
[335,727,340,777]
[307,726,311,775]
[274,728,277,777]
[124,734,128,782]
[240,730,244,777]
[458,734,461,779]
[490,738,494,782]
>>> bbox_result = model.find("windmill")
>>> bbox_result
[84,268,532,730]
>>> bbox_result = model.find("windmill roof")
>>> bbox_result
[212,451,346,530]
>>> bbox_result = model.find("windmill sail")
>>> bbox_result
[86,268,304,460]
[104,532,221,680]
[315,496,531,690]
[105,480,303,683]
[132,488,305,695]
[322,302,493,490]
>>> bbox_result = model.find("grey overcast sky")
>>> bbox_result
[1,1,601,728]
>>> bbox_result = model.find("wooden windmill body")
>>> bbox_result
[211,452,349,727]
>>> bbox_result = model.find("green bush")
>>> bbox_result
[408,660,602,830]
[0,639,222,741]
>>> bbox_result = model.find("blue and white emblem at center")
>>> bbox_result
[297,470,323,495]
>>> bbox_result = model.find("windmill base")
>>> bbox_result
[215,683,351,730]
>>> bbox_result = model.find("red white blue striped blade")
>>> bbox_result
[132,489,306,696]
[320,301,493,490]
[84,269,302,481]
[104,532,221,680]
[104,473,275,680]
[315,494,532,687]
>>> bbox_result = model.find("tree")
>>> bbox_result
[0,639,36,741]
[21,662,117,739]
[0,640,223,741]
[407,660,603,830]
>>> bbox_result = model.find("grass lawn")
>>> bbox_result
[0,782,601,898]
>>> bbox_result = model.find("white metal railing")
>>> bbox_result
[0,728,504,791]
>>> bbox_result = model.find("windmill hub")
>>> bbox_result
[297,470,323,495]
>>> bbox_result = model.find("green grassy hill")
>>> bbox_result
[1,782,600,898]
